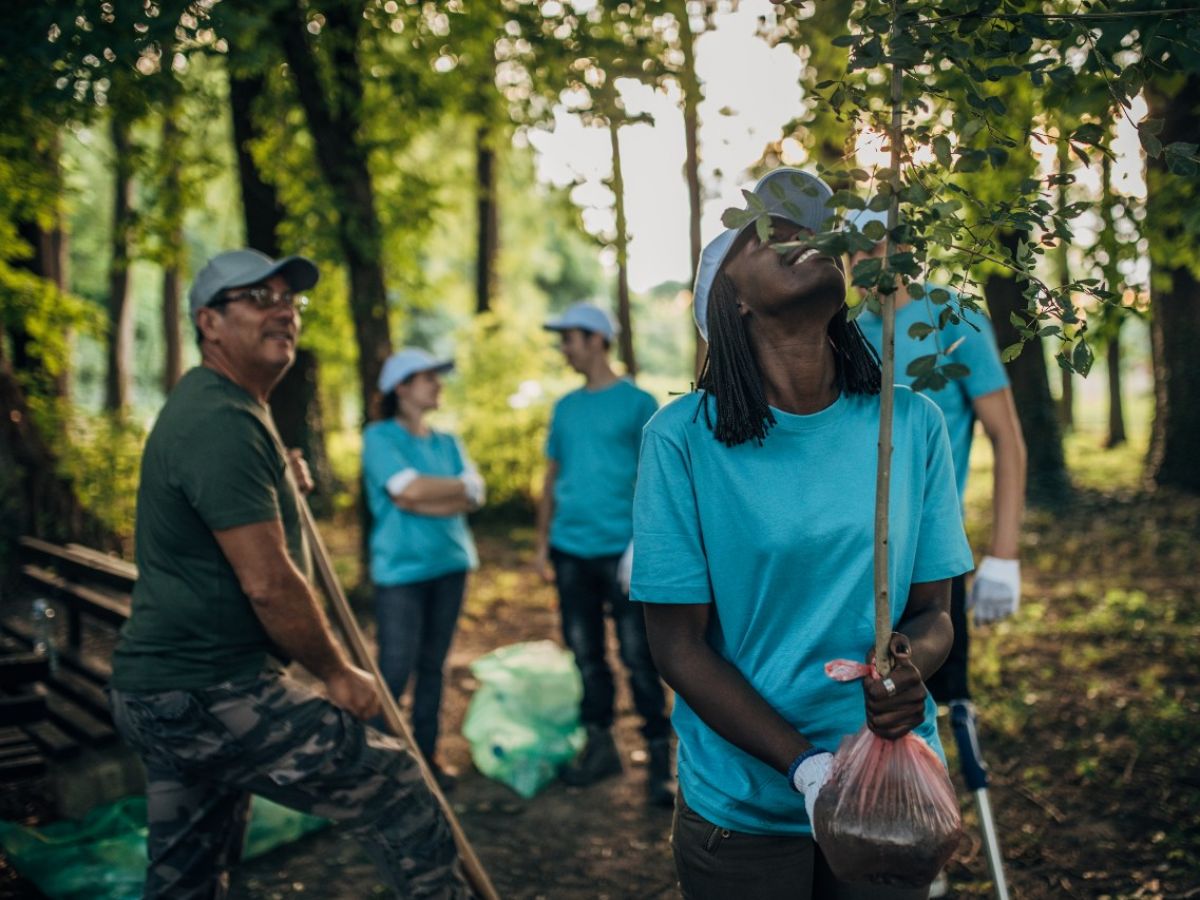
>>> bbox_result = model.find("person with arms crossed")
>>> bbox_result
[362,348,484,791]
[108,249,468,899]
[632,169,974,899]
[534,302,674,807]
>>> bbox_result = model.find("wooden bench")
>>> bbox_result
[0,537,133,778]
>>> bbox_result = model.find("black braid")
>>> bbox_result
[828,306,882,395]
[695,275,881,447]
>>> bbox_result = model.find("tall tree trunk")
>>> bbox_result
[673,0,706,379]
[987,229,1070,501]
[228,61,336,513]
[1106,334,1126,448]
[277,0,391,423]
[161,110,184,392]
[608,117,637,375]
[1055,137,1074,430]
[475,122,499,315]
[1099,152,1126,449]
[229,70,285,260]
[1146,73,1200,492]
[105,111,135,413]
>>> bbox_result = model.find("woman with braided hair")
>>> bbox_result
[630,168,973,899]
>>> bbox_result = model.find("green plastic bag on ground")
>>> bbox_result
[462,640,585,798]
[0,794,326,900]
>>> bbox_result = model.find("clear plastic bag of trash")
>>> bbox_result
[813,659,962,887]
[461,640,585,798]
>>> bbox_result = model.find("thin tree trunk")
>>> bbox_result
[229,59,336,512]
[1106,333,1126,448]
[608,117,636,375]
[161,110,184,392]
[1055,137,1074,430]
[1099,152,1126,450]
[1146,73,1200,492]
[475,122,498,315]
[673,0,706,379]
[987,229,1070,501]
[277,0,391,422]
[105,111,136,414]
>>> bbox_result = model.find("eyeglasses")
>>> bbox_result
[209,286,309,313]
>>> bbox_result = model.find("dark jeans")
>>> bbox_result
[375,571,467,760]
[550,547,671,741]
[925,573,969,703]
[672,790,929,900]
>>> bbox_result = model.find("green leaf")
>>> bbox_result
[907,354,938,377]
[863,220,887,242]
[755,215,770,243]
[908,283,926,300]
[1000,343,1023,363]
[908,321,935,339]
[1072,339,1094,376]
[1072,123,1104,146]
[933,135,952,168]
[941,362,971,380]
[846,301,865,322]
[768,180,788,200]
[929,288,952,305]
[831,190,866,210]
[721,207,752,229]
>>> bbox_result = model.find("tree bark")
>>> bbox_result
[608,117,637,375]
[673,0,706,379]
[228,59,336,511]
[986,229,1070,501]
[161,110,184,392]
[475,122,499,315]
[277,0,392,423]
[1106,333,1126,448]
[1146,73,1200,493]
[1055,137,1074,431]
[105,111,136,414]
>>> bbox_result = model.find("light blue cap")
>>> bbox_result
[188,248,318,316]
[378,348,454,394]
[693,168,835,341]
[543,301,619,342]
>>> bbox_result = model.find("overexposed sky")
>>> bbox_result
[528,0,803,291]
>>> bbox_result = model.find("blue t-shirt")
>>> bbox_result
[362,420,479,586]
[857,285,1010,502]
[631,388,973,835]
[546,379,659,558]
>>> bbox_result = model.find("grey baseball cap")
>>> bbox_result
[543,302,619,341]
[693,168,835,341]
[188,249,319,316]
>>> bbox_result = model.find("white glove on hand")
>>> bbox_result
[616,542,634,595]
[791,751,834,834]
[460,469,486,508]
[968,556,1021,625]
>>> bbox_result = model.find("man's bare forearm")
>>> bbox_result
[249,567,349,681]
[990,430,1026,558]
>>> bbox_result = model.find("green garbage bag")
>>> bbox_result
[0,794,326,899]
[462,640,585,798]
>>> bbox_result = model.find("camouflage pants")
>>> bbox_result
[109,670,470,900]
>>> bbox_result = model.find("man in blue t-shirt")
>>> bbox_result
[534,301,673,806]
[849,209,1027,709]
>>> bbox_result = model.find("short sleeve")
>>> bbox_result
[954,312,1009,400]
[630,430,712,604]
[362,427,411,491]
[911,406,975,583]
[175,411,281,532]
[636,389,659,431]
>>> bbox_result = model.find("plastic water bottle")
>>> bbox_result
[32,598,58,674]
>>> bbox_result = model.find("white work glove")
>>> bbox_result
[460,468,486,508]
[968,556,1021,625]
[616,542,634,594]
[790,750,834,834]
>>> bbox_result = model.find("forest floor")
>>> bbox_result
[2,434,1198,899]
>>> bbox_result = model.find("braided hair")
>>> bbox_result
[696,272,882,447]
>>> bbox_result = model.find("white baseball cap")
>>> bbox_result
[378,348,454,395]
[543,302,619,342]
[693,168,835,341]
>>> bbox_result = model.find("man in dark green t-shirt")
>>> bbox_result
[108,249,467,899]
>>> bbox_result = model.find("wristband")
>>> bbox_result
[787,747,827,793]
